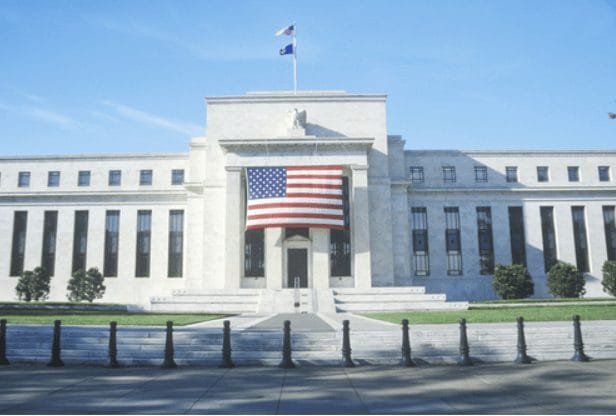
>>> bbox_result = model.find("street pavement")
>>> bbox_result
[1,360,615,414]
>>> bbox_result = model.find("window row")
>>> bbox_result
[7,169,185,188]
[409,165,612,184]
[9,209,184,278]
[410,205,616,276]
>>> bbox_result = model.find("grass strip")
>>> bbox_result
[364,304,616,325]
[0,310,226,326]
[472,297,615,304]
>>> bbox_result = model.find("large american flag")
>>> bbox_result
[246,166,345,230]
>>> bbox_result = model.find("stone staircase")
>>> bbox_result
[150,289,261,313]
[149,286,468,314]
[332,287,468,312]
[5,320,616,366]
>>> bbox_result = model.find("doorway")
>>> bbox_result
[287,248,308,288]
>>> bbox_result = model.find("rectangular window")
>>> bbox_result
[506,166,518,183]
[411,207,430,276]
[47,171,60,187]
[537,166,549,182]
[540,206,558,273]
[476,207,494,275]
[508,207,527,266]
[171,169,185,185]
[598,166,610,182]
[409,166,424,184]
[41,211,58,276]
[10,211,27,276]
[135,210,152,277]
[78,170,91,187]
[603,206,616,261]
[474,166,488,183]
[108,170,121,186]
[168,210,184,277]
[442,166,456,184]
[18,171,30,187]
[571,206,589,273]
[72,211,88,273]
[104,211,120,277]
[444,207,462,275]
[140,169,153,186]
[330,177,351,276]
[568,166,579,182]
[244,229,265,277]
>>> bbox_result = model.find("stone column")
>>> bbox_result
[265,228,283,289]
[311,228,329,289]
[351,165,372,288]
[224,167,242,289]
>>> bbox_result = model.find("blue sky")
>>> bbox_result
[1,0,615,155]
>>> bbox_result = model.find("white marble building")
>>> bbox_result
[1,91,615,311]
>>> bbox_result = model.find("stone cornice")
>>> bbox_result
[406,149,616,157]
[0,152,188,162]
[0,191,187,204]
[207,91,386,105]
[218,137,374,153]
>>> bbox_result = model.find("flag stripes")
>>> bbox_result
[246,166,345,230]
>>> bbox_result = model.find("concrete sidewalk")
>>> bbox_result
[1,360,615,414]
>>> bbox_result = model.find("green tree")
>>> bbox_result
[67,267,106,302]
[15,267,51,301]
[492,264,534,300]
[547,262,586,298]
[602,260,616,297]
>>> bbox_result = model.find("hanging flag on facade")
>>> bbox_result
[279,43,294,56]
[246,166,344,230]
[275,24,295,36]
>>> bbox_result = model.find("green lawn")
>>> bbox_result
[473,297,616,304]
[0,309,226,326]
[365,304,616,325]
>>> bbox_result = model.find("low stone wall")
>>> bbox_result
[2,319,615,366]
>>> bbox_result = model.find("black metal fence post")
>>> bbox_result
[0,319,9,365]
[514,316,532,364]
[457,318,472,366]
[219,320,235,368]
[401,319,415,367]
[47,320,64,367]
[341,319,355,367]
[571,315,590,362]
[278,320,295,369]
[107,321,120,368]
[161,320,177,369]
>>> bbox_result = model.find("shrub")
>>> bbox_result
[492,264,534,300]
[67,267,106,302]
[547,262,586,298]
[602,260,616,297]
[15,267,51,302]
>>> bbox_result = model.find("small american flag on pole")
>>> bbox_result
[246,166,345,230]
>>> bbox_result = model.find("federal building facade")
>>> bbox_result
[1,91,615,311]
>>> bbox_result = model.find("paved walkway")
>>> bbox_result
[246,313,335,332]
[188,312,398,332]
[1,360,615,414]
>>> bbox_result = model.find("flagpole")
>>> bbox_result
[293,22,297,94]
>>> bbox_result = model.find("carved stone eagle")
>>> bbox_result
[287,108,307,129]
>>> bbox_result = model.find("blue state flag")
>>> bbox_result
[279,43,294,55]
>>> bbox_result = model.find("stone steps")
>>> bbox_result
[332,288,468,312]
[4,321,616,366]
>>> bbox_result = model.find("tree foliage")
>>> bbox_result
[67,267,106,302]
[491,264,534,300]
[602,260,616,297]
[15,267,51,302]
[547,262,586,298]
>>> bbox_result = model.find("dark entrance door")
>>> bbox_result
[287,248,308,288]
